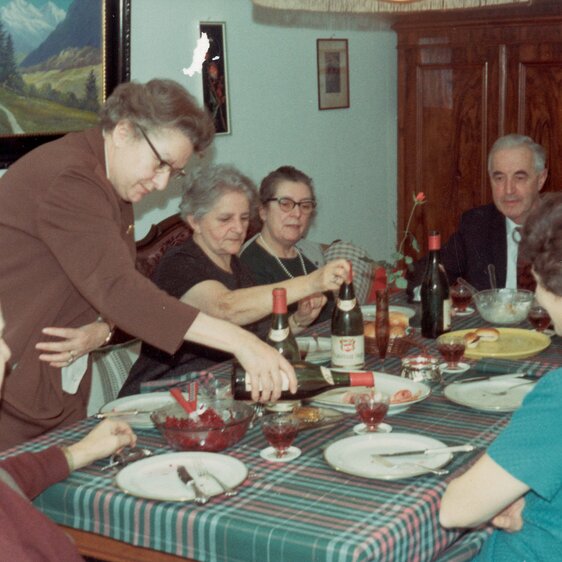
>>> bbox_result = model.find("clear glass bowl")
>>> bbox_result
[151,398,253,452]
[472,289,534,325]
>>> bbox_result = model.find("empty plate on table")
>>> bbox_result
[310,372,430,416]
[444,374,536,412]
[360,305,416,322]
[324,433,452,479]
[115,452,248,501]
[99,392,180,428]
[296,337,331,363]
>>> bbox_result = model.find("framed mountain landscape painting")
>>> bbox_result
[0,0,130,167]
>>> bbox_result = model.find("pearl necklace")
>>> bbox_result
[258,234,308,279]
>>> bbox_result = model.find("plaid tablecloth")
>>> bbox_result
[5,295,561,562]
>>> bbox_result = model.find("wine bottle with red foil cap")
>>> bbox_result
[421,231,451,338]
[331,263,365,368]
[266,287,299,362]
[231,360,375,401]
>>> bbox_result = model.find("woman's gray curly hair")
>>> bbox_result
[179,165,258,222]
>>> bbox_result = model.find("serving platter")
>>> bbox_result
[324,433,451,479]
[444,374,536,412]
[446,328,550,360]
[310,372,430,416]
[115,452,247,501]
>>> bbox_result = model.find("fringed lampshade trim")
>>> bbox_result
[252,0,531,14]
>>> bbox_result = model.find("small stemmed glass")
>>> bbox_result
[353,391,391,434]
[260,414,301,462]
[527,304,552,332]
[375,289,390,372]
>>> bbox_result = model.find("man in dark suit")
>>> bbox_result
[407,134,548,296]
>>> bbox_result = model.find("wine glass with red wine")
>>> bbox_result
[354,392,390,433]
[436,334,466,371]
[375,289,390,372]
[527,305,551,332]
[260,414,301,462]
[450,282,473,315]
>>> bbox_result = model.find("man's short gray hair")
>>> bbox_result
[488,134,546,174]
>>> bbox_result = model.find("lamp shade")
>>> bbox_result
[251,0,530,13]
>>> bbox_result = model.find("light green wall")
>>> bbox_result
[131,0,397,262]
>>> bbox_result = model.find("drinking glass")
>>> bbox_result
[527,305,551,332]
[261,414,300,460]
[436,334,466,370]
[375,289,390,371]
[450,282,473,314]
[354,392,390,432]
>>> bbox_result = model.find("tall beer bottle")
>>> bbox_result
[421,231,451,338]
[331,264,365,368]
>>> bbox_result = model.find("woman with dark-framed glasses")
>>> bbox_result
[240,166,338,322]
[0,79,297,449]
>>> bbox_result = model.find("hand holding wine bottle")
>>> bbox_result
[331,264,365,369]
[308,259,351,293]
[232,360,375,401]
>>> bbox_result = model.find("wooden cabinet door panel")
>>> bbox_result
[400,48,499,255]
[507,43,562,194]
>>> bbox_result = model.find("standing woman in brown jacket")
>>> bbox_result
[0,79,296,449]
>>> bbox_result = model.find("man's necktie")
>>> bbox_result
[516,250,536,292]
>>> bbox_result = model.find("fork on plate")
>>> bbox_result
[193,460,238,497]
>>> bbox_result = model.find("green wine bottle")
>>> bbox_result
[266,287,300,362]
[421,231,451,338]
[231,360,375,400]
[331,264,365,368]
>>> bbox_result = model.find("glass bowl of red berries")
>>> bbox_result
[151,399,254,452]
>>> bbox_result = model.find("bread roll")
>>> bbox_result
[389,311,409,328]
[463,331,480,348]
[475,327,500,342]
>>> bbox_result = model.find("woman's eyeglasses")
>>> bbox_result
[266,197,316,214]
[138,126,186,180]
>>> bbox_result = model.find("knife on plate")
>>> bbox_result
[177,465,208,504]
[454,373,536,385]
[376,444,475,457]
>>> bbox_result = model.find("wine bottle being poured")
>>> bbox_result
[231,360,375,401]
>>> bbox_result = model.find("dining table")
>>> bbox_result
[2,294,560,562]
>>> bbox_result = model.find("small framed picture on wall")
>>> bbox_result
[316,38,349,110]
[199,22,230,134]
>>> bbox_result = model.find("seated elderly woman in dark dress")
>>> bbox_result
[119,165,349,396]
[239,165,372,315]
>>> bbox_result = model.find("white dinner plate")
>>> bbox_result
[324,433,451,479]
[296,337,331,363]
[99,392,179,428]
[115,452,248,501]
[444,374,536,412]
[310,372,430,416]
[361,305,416,322]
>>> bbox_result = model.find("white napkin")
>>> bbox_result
[61,354,88,394]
